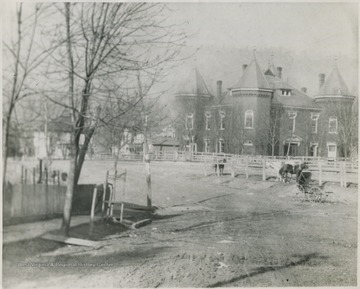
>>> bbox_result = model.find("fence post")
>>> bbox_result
[343,161,347,188]
[216,158,220,177]
[45,168,48,185]
[318,161,322,186]
[89,186,98,236]
[245,158,249,179]
[25,168,28,184]
[262,158,266,181]
[339,162,343,187]
[231,159,235,178]
[21,166,24,184]
[58,170,60,186]
[33,168,36,185]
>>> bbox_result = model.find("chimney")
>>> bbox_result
[301,87,307,94]
[242,64,248,73]
[319,73,325,89]
[276,67,282,79]
[217,80,222,99]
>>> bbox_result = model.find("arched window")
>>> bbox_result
[186,113,194,130]
[311,113,320,134]
[244,110,253,129]
[218,139,225,153]
[219,110,225,130]
[329,116,337,133]
[205,112,211,131]
[204,139,210,153]
[288,111,298,133]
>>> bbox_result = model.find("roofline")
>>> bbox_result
[314,95,355,100]
[229,88,274,93]
[175,93,213,98]
[271,104,321,111]
[205,105,232,108]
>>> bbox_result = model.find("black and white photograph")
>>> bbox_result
[2,1,358,288]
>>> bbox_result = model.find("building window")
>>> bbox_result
[311,113,320,134]
[288,111,298,133]
[329,116,337,133]
[186,113,194,130]
[327,142,337,158]
[205,112,211,131]
[219,110,225,130]
[281,89,291,96]
[218,139,225,153]
[310,142,318,157]
[244,110,253,129]
[204,139,210,153]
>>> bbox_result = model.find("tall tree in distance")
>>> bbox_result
[2,3,58,188]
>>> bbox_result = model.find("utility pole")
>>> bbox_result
[137,72,152,208]
[143,114,152,208]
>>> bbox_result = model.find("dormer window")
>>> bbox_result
[219,110,225,130]
[281,89,291,96]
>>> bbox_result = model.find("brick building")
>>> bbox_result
[175,54,357,158]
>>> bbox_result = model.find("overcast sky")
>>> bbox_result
[169,2,357,58]
[2,1,358,99]
[165,2,358,98]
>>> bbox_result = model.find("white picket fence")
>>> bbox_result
[87,151,358,187]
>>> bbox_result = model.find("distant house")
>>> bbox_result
[33,114,72,159]
[150,136,179,152]
[175,53,357,158]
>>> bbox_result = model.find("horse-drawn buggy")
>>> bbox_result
[279,162,332,202]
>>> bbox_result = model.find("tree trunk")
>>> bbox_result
[60,144,76,236]
[74,128,95,184]
[2,115,11,190]
[60,2,76,236]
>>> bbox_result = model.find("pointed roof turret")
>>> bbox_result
[319,61,350,96]
[175,67,213,98]
[231,52,270,90]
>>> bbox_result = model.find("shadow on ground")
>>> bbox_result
[207,252,328,287]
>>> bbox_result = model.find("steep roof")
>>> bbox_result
[319,64,350,95]
[266,74,320,110]
[232,58,270,90]
[175,67,213,98]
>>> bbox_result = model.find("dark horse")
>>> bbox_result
[214,159,227,176]
[279,162,309,183]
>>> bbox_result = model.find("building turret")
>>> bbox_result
[174,67,213,152]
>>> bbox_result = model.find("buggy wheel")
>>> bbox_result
[311,187,323,202]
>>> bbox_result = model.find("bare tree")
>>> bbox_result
[2,3,58,187]
[267,107,283,156]
[38,3,185,235]
[336,98,358,158]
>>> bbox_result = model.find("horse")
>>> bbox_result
[214,159,227,176]
[279,162,309,183]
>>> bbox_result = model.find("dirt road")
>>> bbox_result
[3,162,357,288]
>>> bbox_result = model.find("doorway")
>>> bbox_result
[284,143,298,156]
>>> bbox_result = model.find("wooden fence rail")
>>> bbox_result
[75,151,359,187]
